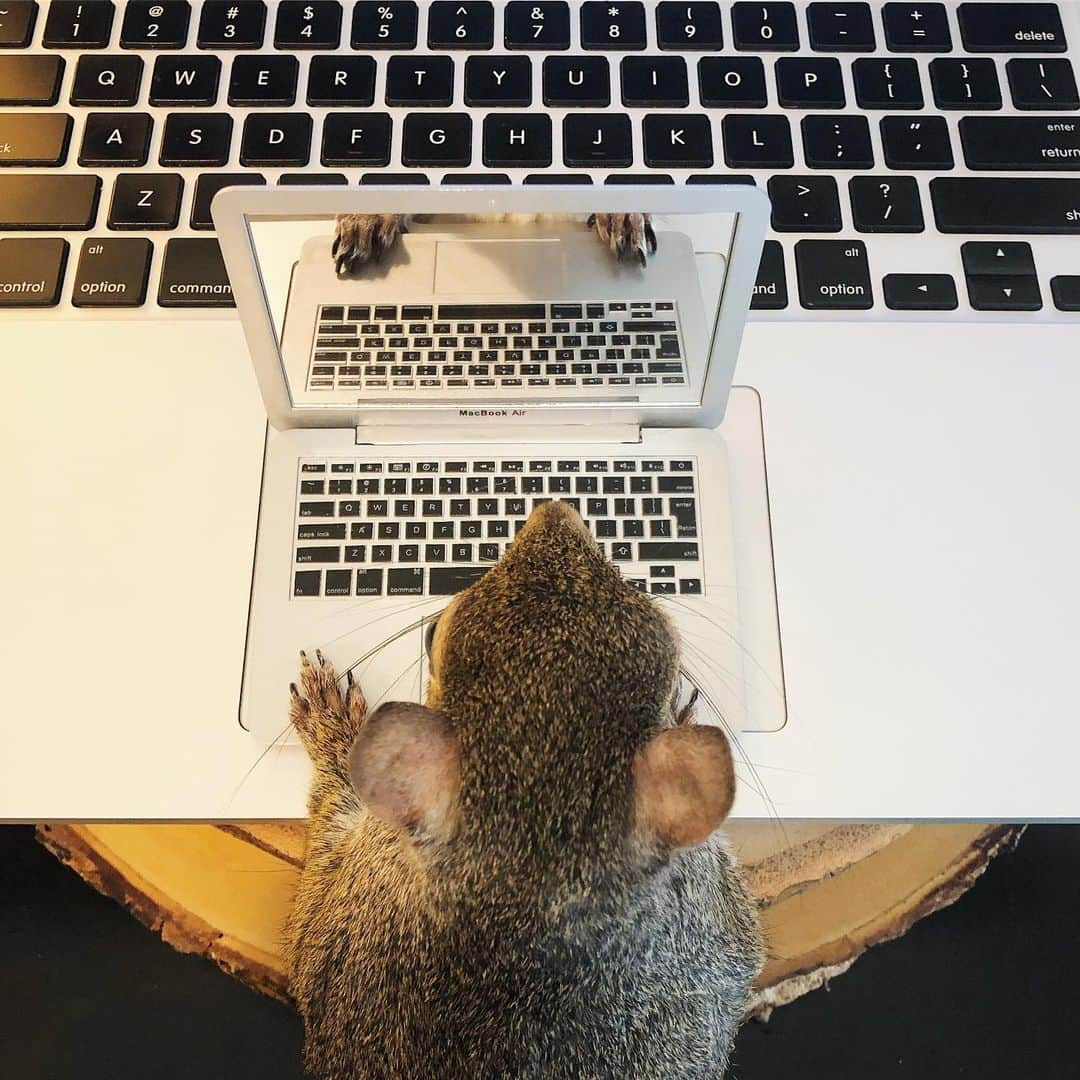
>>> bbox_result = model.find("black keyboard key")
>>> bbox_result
[0,237,67,305]
[622,57,688,107]
[883,2,951,52]
[698,57,767,108]
[387,568,423,595]
[768,174,842,231]
[639,542,699,560]
[1050,276,1080,311]
[0,1,37,47]
[198,2,266,48]
[750,239,788,309]
[581,1,646,50]
[158,236,233,306]
[108,172,183,229]
[150,55,221,105]
[776,57,845,107]
[71,236,151,307]
[880,114,952,169]
[563,113,632,167]
[79,112,153,166]
[190,172,264,228]
[966,275,1042,311]
[274,1,341,48]
[657,1,722,49]
[438,302,545,318]
[543,56,609,106]
[731,2,798,51]
[386,56,453,106]
[802,114,873,167]
[70,55,143,106]
[428,1,493,48]
[43,1,114,48]
[849,174,924,232]
[160,113,232,165]
[643,114,713,168]
[807,2,875,51]
[429,566,487,594]
[279,171,348,184]
[882,272,957,310]
[307,55,374,106]
[483,113,551,167]
[240,112,311,165]
[961,240,1035,278]
[0,173,99,228]
[930,58,1000,109]
[120,1,191,49]
[352,0,417,48]
[852,57,923,108]
[930,177,1080,234]
[957,3,1067,54]
[322,112,392,166]
[465,56,532,106]
[722,114,794,168]
[293,570,321,597]
[505,1,569,49]
[960,116,1080,171]
[795,238,873,308]
[0,55,63,105]
[230,55,298,105]
[324,569,352,596]
[0,112,71,165]
[1007,58,1078,110]
[402,113,472,166]
[354,569,383,595]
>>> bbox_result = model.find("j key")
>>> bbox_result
[465,56,532,106]
[159,113,232,165]
[198,2,266,48]
[807,2,876,52]
[352,1,418,48]
[191,173,264,228]
[883,2,951,52]
[483,114,551,167]
[852,58,923,108]
[622,57,689,107]
[274,1,341,49]
[0,112,71,165]
[966,275,1042,311]
[240,113,310,165]
[931,177,1080,234]
[71,236,151,307]
[880,115,952,169]
[795,239,873,309]
[79,112,153,166]
[505,1,570,49]
[698,57,767,107]
[120,2,191,49]
[930,58,1000,109]
[43,1,114,48]
[722,114,794,168]
[108,172,183,229]
[150,55,221,106]
[322,112,392,166]
[750,239,788,309]
[563,113,632,167]
[849,174,924,232]
[0,2,37,47]
[402,113,472,166]
[768,175,842,231]
[1050,276,1080,311]
[960,116,1080,171]
[543,56,610,106]
[657,2,723,49]
[1007,59,1078,110]
[581,1,646,50]
[643,114,712,168]
[307,56,374,106]
[776,57,845,107]
[882,273,958,311]
[428,1,493,49]
[158,237,233,307]
[0,237,67,306]
[0,175,96,231]
[386,56,453,106]
[429,566,487,595]
[0,56,62,105]
[957,3,1067,54]
[803,114,872,167]
[961,241,1035,278]
[230,55,298,106]
[731,2,798,51]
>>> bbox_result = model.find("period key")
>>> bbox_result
[72,237,152,307]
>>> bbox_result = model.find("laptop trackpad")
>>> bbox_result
[433,239,565,296]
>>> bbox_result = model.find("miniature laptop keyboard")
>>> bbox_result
[292,455,703,597]
[305,300,688,391]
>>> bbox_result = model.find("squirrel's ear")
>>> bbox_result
[632,725,735,850]
[348,702,459,842]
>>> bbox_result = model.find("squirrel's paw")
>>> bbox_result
[588,213,657,268]
[289,650,367,760]
[332,213,405,276]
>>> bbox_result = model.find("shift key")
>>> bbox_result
[639,542,700,560]
[0,174,101,228]
[158,237,234,307]
[0,113,72,165]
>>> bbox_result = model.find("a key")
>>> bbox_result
[505,1,570,49]
[880,114,952,169]
[465,56,532,106]
[722,115,794,168]
[79,112,152,166]
[543,56,610,106]
[776,57,845,107]
[966,275,1042,311]
[807,2,876,51]
[657,2,722,49]
[768,175,842,231]
[307,56,374,106]
[150,55,221,106]
[852,58,923,108]
[43,1,114,48]
[322,112,391,165]
[581,1,646,50]
[0,2,37,48]
[930,58,1000,108]
[158,236,233,306]
[957,3,1067,54]
[71,236,151,307]
[428,1,493,48]
[930,177,1080,234]
[961,241,1035,278]
[960,116,1080,171]
[882,273,957,310]
[698,57,767,108]
[197,1,266,48]
[351,0,417,48]
[159,113,232,165]
[0,237,67,305]
[563,113,632,167]
[1050,276,1080,312]
[1007,59,1078,110]
[0,55,63,105]
[795,239,873,309]
[386,56,453,106]
[0,112,71,165]
[750,239,788,309]
[71,55,143,107]
[0,173,100,228]
[849,174,924,232]
[883,2,951,52]
[802,114,873,167]
[190,172,264,228]
[402,113,472,166]
[229,55,298,106]
[274,1,341,49]
[483,114,551,167]
[108,172,183,229]
[120,2,191,49]
[622,57,689,107]
[643,114,712,167]
[732,2,798,51]
[240,113,311,165]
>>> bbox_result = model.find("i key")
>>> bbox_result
[197,1,267,49]
[656,2,723,50]
[108,172,184,229]
[43,1,115,48]
[352,1,418,49]
[622,57,689,107]
[731,2,799,51]
[274,1,342,49]
[120,2,191,49]
[72,237,152,307]
[581,2,647,50]
[504,2,571,50]
[428,1,494,49]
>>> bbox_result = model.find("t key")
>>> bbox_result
[428,1,494,49]
[43,1,115,48]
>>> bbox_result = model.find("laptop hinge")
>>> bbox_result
[355,422,642,445]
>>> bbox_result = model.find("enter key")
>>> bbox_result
[960,116,1080,170]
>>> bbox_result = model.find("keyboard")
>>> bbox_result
[0,1,1077,319]
[306,298,687,390]
[291,454,704,596]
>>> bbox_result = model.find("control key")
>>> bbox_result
[0,237,68,306]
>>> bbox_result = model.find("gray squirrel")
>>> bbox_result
[285,500,764,1080]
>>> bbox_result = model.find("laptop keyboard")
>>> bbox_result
[291,454,704,596]
[0,1,1077,318]
[306,299,688,390]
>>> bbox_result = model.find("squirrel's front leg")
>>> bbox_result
[332,213,407,276]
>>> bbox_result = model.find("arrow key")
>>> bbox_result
[961,241,1035,278]
[966,274,1042,312]
[883,273,957,311]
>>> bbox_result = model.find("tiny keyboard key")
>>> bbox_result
[160,112,232,165]
[849,173,924,231]
[0,1,37,48]
[643,115,713,168]
[190,172,264,228]
[388,568,424,595]
[71,236,151,307]
[807,3,876,51]
[0,55,63,105]
[880,114,953,168]
[795,238,873,308]
[465,56,532,106]
[428,1,494,48]
[622,57,689,106]
[883,2,951,51]
[352,1,418,48]
[402,113,472,166]
[698,57,767,107]
[240,112,311,165]
[158,236,233,306]
[768,174,842,231]
[657,2,723,49]
[71,55,143,106]
[960,240,1035,277]
[930,58,1001,108]
[229,55,298,106]
[150,55,221,106]
[732,2,798,50]
[43,1,114,48]
[543,56,610,106]
[776,57,846,107]
[274,1,341,48]
[322,112,392,166]
[307,56,374,105]
[581,1,646,50]
[957,3,1067,54]
[882,272,957,309]
[79,112,153,166]
[505,1,570,49]
[386,56,453,106]
[966,275,1042,311]
[198,1,266,49]
[750,239,788,309]
[0,173,99,228]
[563,113,632,166]
[120,2,191,49]
[802,114,873,167]
[293,571,321,597]
[1007,58,1078,109]
[0,112,71,165]
[639,542,699,560]
[108,172,182,229]
[930,177,1080,234]
[722,114,794,167]
[852,57,923,108]
[483,114,551,167]
[0,237,67,306]
[1050,276,1080,311]
[960,116,1080,170]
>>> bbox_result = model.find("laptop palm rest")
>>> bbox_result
[433,239,565,296]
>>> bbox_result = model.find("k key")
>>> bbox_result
[274,1,341,49]
[428,1,494,49]
[120,2,191,49]
[197,1,267,49]
[642,114,713,168]
[351,1,418,48]
[43,1,115,48]
[505,1,571,50]
[581,2,647,50]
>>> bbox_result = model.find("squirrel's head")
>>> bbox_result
[348,502,736,895]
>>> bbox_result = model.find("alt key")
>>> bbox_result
[72,237,152,307]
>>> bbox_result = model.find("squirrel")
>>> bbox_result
[285,500,764,1080]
